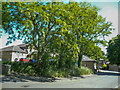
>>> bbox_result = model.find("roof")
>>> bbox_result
[17,44,28,48]
[82,55,96,62]
[0,45,26,53]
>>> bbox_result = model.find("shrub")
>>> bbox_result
[103,64,107,70]
[80,66,93,75]
[2,61,93,77]
[73,66,93,76]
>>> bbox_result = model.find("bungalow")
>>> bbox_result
[82,55,96,70]
[0,45,28,61]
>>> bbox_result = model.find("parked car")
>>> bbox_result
[29,59,37,63]
[19,58,30,62]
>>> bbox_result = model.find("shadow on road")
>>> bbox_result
[1,74,28,83]
[1,73,61,83]
[95,70,120,76]
[1,70,119,83]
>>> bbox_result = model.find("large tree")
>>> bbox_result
[64,2,113,68]
[2,2,78,68]
[107,34,120,65]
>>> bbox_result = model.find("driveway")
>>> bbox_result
[1,70,120,88]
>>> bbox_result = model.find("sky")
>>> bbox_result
[0,0,119,54]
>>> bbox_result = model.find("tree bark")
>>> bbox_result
[58,43,63,68]
[78,53,83,68]
[58,53,62,68]
[36,47,44,68]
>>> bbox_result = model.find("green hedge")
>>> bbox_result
[2,61,36,76]
[2,61,93,77]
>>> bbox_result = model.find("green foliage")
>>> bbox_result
[74,66,93,76]
[2,61,93,77]
[103,64,107,68]
[2,2,113,68]
[84,43,105,62]
[65,2,112,67]
[107,34,120,65]
[2,61,36,75]
[102,64,107,70]
[80,67,93,75]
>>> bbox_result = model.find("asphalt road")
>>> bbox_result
[1,70,120,88]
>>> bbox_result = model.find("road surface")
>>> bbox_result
[1,70,120,88]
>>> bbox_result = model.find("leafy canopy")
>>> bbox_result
[2,2,114,68]
[107,34,120,65]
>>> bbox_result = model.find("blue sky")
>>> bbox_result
[0,1,119,54]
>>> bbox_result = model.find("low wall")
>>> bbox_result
[2,64,11,74]
[109,65,120,72]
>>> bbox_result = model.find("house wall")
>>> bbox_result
[82,61,95,70]
[11,52,27,61]
[1,51,12,61]
[0,51,27,61]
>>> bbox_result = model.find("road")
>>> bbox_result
[1,70,120,88]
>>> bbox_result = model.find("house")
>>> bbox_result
[0,45,28,61]
[82,55,96,70]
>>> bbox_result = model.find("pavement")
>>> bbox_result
[0,70,120,88]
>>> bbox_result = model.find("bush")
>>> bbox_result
[2,61,36,75]
[2,61,93,77]
[73,66,93,76]
[102,64,107,70]
[74,66,81,76]
[80,66,93,75]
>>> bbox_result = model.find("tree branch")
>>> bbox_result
[91,28,105,41]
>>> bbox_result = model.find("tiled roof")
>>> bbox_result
[82,55,96,62]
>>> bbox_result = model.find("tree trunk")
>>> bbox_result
[58,43,63,68]
[36,47,44,68]
[36,50,40,68]
[58,53,63,68]
[37,51,40,61]
[78,53,83,68]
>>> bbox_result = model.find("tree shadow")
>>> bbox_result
[68,75,85,80]
[1,73,61,83]
[1,74,28,83]
[95,70,120,76]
